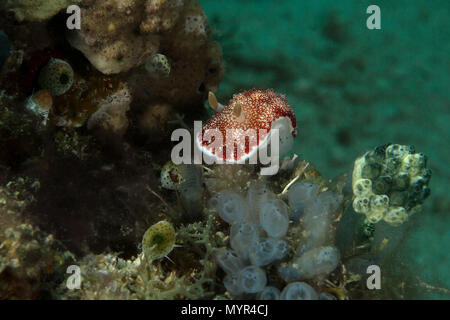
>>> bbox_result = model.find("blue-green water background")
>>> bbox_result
[200,0,449,298]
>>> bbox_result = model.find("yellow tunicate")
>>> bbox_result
[367,210,384,224]
[385,144,410,160]
[353,179,372,197]
[353,197,370,214]
[370,195,389,212]
[142,220,176,261]
[351,144,431,226]
[383,207,407,226]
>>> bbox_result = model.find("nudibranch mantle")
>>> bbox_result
[196,89,297,163]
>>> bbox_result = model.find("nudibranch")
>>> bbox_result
[196,89,297,163]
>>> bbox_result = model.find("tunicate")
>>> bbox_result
[277,265,301,283]
[230,221,259,261]
[273,239,289,261]
[319,292,337,300]
[249,238,277,267]
[237,266,267,294]
[215,249,244,274]
[142,220,176,261]
[353,179,372,197]
[352,144,432,226]
[385,144,411,159]
[246,183,275,225]
[291,246,340,280]
[257,286,280,300]
[280,282,318,300]
[224,273,243,296]
[288,182,319,220]
[301,191,342,249]
[209,190,248,224]
[259,199,289,238]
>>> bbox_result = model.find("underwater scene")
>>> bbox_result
[0,0,448,301]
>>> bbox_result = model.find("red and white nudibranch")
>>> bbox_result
[196,89,297,163]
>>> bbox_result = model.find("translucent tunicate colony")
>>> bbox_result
[209,190,248,224]
[237,266,267,293]
[288,182,319,220]
[211,182,343,299]
[280,246,340,282]
[259,199,290,238]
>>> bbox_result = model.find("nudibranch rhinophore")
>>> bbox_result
[196,89,297,164]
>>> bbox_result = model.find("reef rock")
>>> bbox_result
[67,0,224,109]
[67,0,222,79]
[5,0,73,22]
[67,0,159,75]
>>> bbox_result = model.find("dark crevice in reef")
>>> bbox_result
[22,151,161,259]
